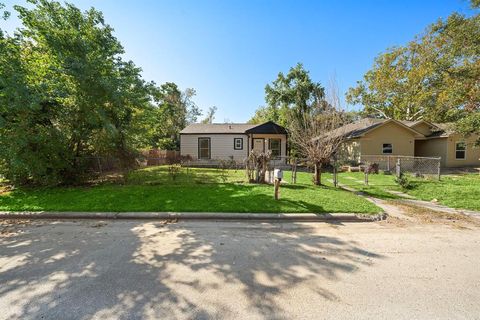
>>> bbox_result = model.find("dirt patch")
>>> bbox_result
[378,215,412,228]
[390,201,480,229]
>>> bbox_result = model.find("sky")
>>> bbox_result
[1,0,476,122]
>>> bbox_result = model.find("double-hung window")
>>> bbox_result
[382,143,393,154]
[455,142,466,160]
[269,139,281,158]
[234,138,243,150]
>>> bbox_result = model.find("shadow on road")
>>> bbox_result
[0,220,383,319]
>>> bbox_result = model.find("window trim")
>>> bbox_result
[382,143,393,154]
[198,137,211,160]
[234,138,243,150]
[268,138,282,158]
[455,141,466,160]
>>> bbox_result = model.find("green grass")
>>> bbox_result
[407,174,480,211]
[337,171,402,200]
[0,166,380,214]
[337,171,480,211]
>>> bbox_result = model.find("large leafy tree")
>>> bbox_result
[0,0,152,185]
[249,63,326,127]
[346,2,480,123]
[139,83,201,150]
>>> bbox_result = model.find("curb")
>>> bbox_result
[0,211,386,222]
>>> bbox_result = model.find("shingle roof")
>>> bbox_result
[326,118,436,140]
[326,118,386,139]
[427,123,452,138]
[180,121,288,135]
[180,123,257,134]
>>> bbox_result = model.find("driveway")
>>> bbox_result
[1,218,479,319]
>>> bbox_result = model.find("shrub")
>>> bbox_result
[366,163,379,174]
[395,172,412,190]
[168,164,181,181]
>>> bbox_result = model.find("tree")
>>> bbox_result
[201,106,217,124]
[346,5,480,123]
[456,112,480,146]
[289,110,346,185]
[288,82,347,186]
[0,0,151,185]
[250,63,325,127]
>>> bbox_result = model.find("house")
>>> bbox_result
[180,121,288,163]
[335,118,480,168]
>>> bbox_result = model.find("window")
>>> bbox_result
[269,139,281,157]
[234,138,243,150]
[382,143,393,154]
[455,142,466,160]
[198,137,210,159]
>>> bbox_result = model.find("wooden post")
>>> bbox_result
[273,179,280,200]
[274,178,280,200]
[333,158,338,187]
[364,166,369,186]
[292,159,297,184]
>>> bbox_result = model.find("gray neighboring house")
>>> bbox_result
[180,121,288,163]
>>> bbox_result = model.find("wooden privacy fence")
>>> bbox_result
[141,149,181,166]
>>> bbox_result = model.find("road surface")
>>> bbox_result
[1,218,479,319]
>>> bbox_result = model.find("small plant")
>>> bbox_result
[366,163,379,174]
[395,172,412,189]
[168,164,181,181]
[244,150,272,183]
[218,160,229,183]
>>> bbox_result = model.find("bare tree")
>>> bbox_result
[288,79,347,185]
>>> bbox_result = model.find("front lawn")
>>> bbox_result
[0,166,380,214]
[337,171,480,211]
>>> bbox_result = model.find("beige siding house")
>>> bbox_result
[180,121,287,163]
[336,118,480,168]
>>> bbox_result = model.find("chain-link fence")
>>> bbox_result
[81,152,442,183]
[359,155,441,178]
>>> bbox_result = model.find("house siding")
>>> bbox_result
[445,134,480,167]
[410,122,434,136]
[180,134,249,162]
[415,138,447,167]
[359,121,416,156]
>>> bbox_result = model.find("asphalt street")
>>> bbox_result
[1,219,479,319]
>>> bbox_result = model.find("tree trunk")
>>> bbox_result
[313,162,322,185]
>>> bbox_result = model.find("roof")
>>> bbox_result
[335,118,386,139]
[245,121,288,134]
[327,118,427,140]
[427,123,453,138]
[180,121,287,135]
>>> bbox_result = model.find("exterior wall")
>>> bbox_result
[338,140,361,163]
[249,134,287,157]
[359,121,416,156]
[445,134,480,167]
[180,134,248,162]
[410,122,433,136]
[415,138,447,167]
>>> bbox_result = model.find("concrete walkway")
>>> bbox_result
[339,183,480,220]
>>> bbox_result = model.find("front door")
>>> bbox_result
[253,139,264,153]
